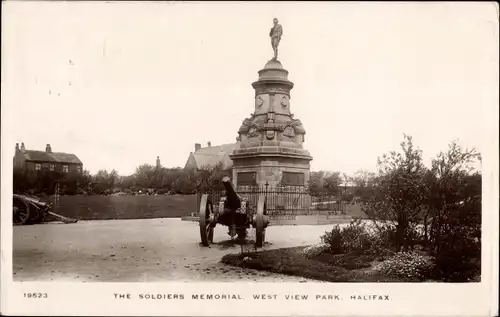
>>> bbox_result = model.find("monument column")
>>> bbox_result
[230,19,313,189]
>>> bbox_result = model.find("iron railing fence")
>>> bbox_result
[196,185,346,216]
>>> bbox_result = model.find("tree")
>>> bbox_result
[308,170,342,195]
[351,169,376,188]
[159,168,182,189]
[172,169,197,194]
[91,169,118,194]
[308,171,326,193]
[425,141,481,281]
[351,169,377,203]
[324,171,342,194]
[133,164,156,189]
[341,192,354,203]
[362,134,428,252]
[77,169,92,193]
[13,167,39,194]
[116,174,136,192]
[196,163,230,192]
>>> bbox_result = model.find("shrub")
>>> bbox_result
[369,224,396,250]
[432,229,481,281]
[376,252,434,281]
[321,226,344,253]
[302,243,330,259]
[321,220,376,255]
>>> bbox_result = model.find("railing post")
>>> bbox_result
[53,181,60,214]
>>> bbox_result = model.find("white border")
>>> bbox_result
[1,2,499,316]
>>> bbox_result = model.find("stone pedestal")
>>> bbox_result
[230,59,313,188]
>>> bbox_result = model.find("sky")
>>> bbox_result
[2,2,498,176]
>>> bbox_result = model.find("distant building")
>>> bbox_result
[13,142,83,174]
[338,181,357,188]
[184,142,238,171]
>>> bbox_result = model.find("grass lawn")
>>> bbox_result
[44,195,197,221]
[221,246,421,282]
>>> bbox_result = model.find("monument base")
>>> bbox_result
[230,146,312,187]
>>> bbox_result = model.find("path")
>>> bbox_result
[13,218,345,282]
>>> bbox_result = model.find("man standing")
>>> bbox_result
[269,18,283,60]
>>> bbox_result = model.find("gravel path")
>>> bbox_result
[13,218,344,282]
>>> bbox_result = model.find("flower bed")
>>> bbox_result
[374,252,434,281]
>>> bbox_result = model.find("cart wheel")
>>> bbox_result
[199,194,215,247]
[13,197,30,226]
[255,195,267,248]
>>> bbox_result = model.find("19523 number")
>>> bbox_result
[24,293,48,299]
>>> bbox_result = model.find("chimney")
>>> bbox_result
[207,141,211,147]
[20,142,26,152]
[45,144,52,153]
[195,143,201,152]
[156,156,161,168]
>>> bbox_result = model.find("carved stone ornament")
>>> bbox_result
[291,119,306,134]
[248,126,260,138]
[266,130,275,140]
[281,119,305,136]
[255,96,264,107]
[238,118,253,133]
[280,96,289,107]
[283,126,295,138]
[255,87,289,96]
[267,110,275,122]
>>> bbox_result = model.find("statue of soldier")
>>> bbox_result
[269,18,283,60]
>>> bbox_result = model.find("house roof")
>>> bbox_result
[22,150,82,164]
[188,143,238,170]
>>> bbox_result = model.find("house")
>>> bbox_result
[184,141,238,171]
[13,142,83,174]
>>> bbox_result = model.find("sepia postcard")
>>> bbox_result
[1,1,499,316]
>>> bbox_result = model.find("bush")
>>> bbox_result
[376,252,434,281]
[156,188,170,195]
[321,220,377,255]
[370,224,397,250]
[302,243,330,259]
[432,229,481,281]
[321,226,344,253]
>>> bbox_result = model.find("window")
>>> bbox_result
[282,172,305,186]
[49,164,55,171]
[76,166,81,173]
[238,172,257,185]
[35,163,41,171]
[62,165,69,173]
